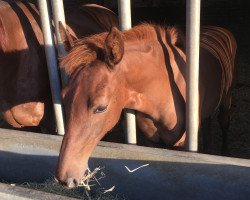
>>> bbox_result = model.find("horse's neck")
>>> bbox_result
[123,40,186,99]
[122,40,186,122]
[164,42,187,101]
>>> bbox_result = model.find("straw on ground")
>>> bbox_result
[125,164,149,173]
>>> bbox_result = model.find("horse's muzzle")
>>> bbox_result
[55,175,79,188]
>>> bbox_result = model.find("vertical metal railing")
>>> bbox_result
[186,0,201,152]
[51,0,68,87]
[38,0,65,135]
[118,0,137,144]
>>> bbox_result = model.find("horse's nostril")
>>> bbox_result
[66,178,78,188]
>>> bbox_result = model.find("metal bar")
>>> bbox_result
[51,0,68,86]
[38,0,65,135]
[118,0,132,31]
[186,0,201,152]
[118,0,137,144]
[124,109,137,144]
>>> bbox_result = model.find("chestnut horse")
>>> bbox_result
[0,1,117,132]
[56,24,236,187]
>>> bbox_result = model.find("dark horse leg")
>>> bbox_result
[218,91,232,156]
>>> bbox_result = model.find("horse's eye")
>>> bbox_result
[94,105,108,114]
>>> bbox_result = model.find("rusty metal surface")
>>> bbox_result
[0,128,250,200]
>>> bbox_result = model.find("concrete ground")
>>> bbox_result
[0,183,78,200]
[0,128,250,200]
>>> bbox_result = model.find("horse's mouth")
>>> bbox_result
[55,176,80,188]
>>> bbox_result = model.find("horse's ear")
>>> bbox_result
[104,27,124,68]
[58,21,75,52]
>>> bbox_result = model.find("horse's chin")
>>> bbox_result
[56,175,81,188]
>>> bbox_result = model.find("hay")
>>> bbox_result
[125,164,149,173]
[79,167,104,191]
[20,180,125,200]
[78,167,119,200]
[19,167,126,200]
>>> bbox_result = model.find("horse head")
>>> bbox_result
[56,23,192,187]
[56,25,128,187]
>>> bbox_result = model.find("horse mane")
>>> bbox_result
[60,32,108,75]
[200,26,237,103]
[122,23,181,45]
[60,23,183,75]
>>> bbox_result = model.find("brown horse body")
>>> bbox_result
[0,1,117,131]
[57,23,236,187]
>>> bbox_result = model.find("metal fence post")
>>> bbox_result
[186,0,201,152]
[118,0,137,144]
[51,0,68,86]
[38,0,65,135]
